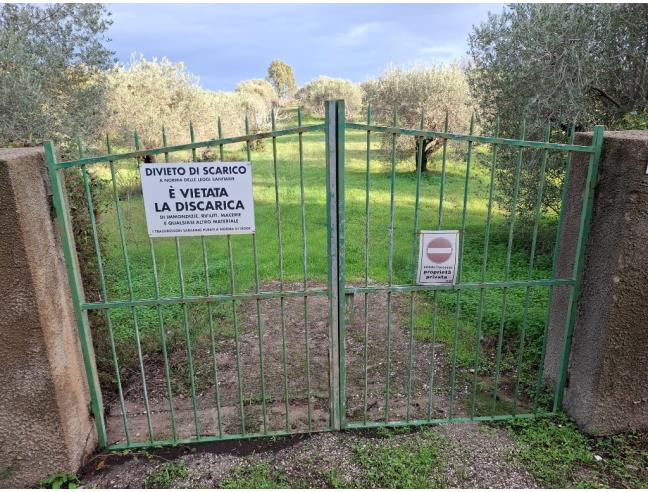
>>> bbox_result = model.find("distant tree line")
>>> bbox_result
[1,4,646,162]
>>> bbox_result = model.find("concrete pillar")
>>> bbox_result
[545,131,648,435]
[0,148,97,487]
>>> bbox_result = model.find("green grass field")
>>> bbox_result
[87,116,559,413]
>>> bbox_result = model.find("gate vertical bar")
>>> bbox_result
[449,114,475,419]
[553,125,604,410]
[297,108,313,432]
[44,141,107,448]
[385,109,398,423]
[325,100,341,430]
[362,105,372,425]
[244,116,269,433]
[336,100,347,428]
[470,117,499,419]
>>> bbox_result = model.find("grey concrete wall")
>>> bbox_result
[546,131,648,435]
[0,148,97,487]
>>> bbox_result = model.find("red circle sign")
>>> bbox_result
[426,237,453,264]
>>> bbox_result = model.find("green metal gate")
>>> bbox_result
[46,100,603,449]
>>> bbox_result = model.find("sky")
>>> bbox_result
[106,3,503,92]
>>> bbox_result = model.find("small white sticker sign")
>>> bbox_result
[416,230,459,285]
[139,162,255,237]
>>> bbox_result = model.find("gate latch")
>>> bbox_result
[344,292,355,325]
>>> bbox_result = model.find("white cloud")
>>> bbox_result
[345,22,385,41]
[418,45,463,55]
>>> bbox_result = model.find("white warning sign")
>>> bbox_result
[416,230,459,285]
[139,162,255,237]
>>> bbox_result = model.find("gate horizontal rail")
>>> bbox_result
[53,123,326,169]
[81,287,330,310]
[80,278,576,311]
[345,122,598,153]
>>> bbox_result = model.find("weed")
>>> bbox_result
[373,425,415,438]
[352,429,447,488]
[504,414,593,487]
[592,431,648,488]
[322,469,349,488]
[0,466,14,481]
[144,460,188,488]
[503,414,648,488]
[38,472,79,489]
[220,462,295,489]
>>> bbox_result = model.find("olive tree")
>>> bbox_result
[469,4,648,132]
[295,76,363,119]
[363,64,473,171]
[0,3,113,146]
[236,79,278,139]
[267,59,297,100]
[106,56,204,147]
[468,3,648,218]
[236,79,279,107]
[105,56,273,149]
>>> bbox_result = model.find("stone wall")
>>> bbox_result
[546,131,648,434]
[0,148,97,487]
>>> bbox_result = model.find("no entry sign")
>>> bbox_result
[140,162,255,237]
[416,230,459,285]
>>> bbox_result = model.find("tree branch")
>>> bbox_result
[589,86,622,109]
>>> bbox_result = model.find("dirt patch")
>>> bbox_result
[343,289,454,423]
[104,282,459,445]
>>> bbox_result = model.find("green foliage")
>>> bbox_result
[105,56,274,149]
[469,4,648,131]
[236,79,279,107]
[0,4,113,146]
[505,415,593,487]
[220,463,294,489]
[505,414,648,488]
[236,78,279,140]
[144,460,188,488]
[593,432,648,488]
[296,76,363,119]
[468,4,648,220]
[321,469,349,488]
[362,64,473,170]
[267,60,297,100]
[39,472,79,489]
[616,110,648,130]
[352,430,447,488]
[63,165,111,303]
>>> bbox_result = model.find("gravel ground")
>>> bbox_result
[436,423,537,488]
[81,422,538,488]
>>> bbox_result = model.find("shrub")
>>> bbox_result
[236,79,279,107]
[295,76,363,119]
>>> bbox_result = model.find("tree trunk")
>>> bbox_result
[417,138,441,172]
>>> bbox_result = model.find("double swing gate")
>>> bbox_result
[47,100,604,449]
